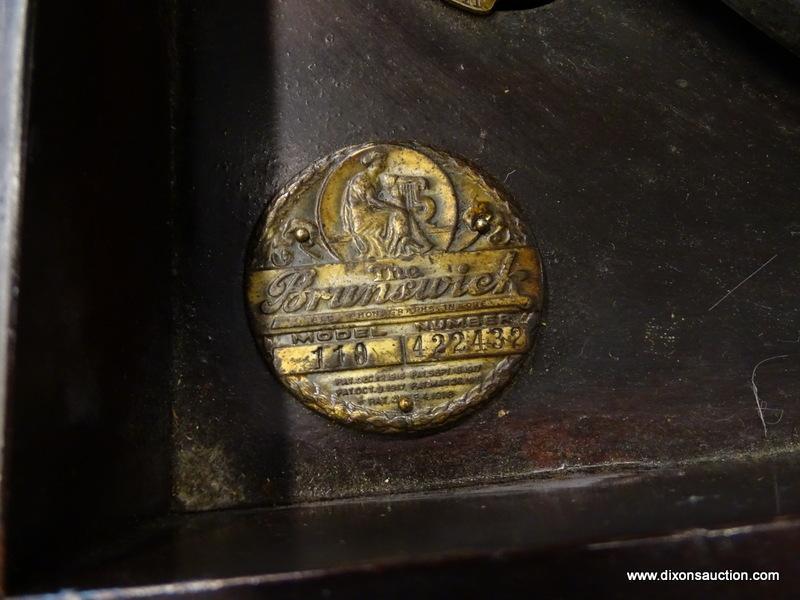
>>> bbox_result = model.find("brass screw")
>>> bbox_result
[398,398,414,413]
[472,214,491,234]
[294,227,311,243]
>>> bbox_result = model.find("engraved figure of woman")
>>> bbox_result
[341,151,433,259]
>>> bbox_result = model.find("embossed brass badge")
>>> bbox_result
[246,143,543,432]
[444,0,497,14]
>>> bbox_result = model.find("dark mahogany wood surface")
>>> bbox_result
[18,453,800,596]
[171,0,800,510]
[6,0,800,595]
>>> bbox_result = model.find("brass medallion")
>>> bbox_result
[444,0,497,14]
[246,143,543,432]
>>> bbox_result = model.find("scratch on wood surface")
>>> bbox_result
[750,354,788,439]
[708,253,778,312]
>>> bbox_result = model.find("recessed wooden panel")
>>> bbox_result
[165,0,800,509]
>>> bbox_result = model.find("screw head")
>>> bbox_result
[472,214,491,234]
[398,398,414,413]
[294,227,311,243]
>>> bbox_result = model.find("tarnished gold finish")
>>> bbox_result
[246,143,543,432]
[444,0,497,14]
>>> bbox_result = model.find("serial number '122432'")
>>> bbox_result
[271,326,528,376]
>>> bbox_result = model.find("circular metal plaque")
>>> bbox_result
[246,143,543,432]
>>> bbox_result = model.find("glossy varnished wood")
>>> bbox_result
[6,0,800,595]
[170,0,800,510]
